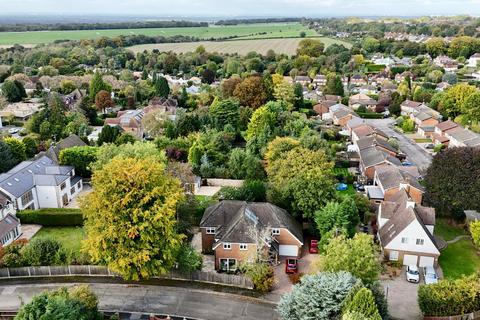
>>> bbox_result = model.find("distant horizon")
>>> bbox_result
[0,0,479,19]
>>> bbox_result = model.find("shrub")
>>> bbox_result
[16,208,83,226]
[175,245,203,272]
[217,180,267,202]
[357,112,383,119]
[240,262,275,293]
[0,239,28,267]
[418,274,480,316]
[433,144,446,153]
[342,287,382,320]
[471,221,480,248]
[21,237,67,266]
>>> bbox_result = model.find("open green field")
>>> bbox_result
[128,37,351,55]
[0,22,316,46]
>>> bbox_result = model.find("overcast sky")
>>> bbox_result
[0,0,479,17]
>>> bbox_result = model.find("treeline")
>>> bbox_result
[0,20,208,32]
[215,18,304,25]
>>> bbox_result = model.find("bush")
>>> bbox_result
[16,208,83,226]
[357,112,383,119]
[240,262,275,293]
[433,144,446,153]
[21,237,67,266]
[175,245,203,272]
[217,180,267,202]
[0,239,28,267]
[418,274,480,316]
[471,221,480,248]
[342,287,382,320]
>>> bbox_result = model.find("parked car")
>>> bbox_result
[425,144,434,149]
[285,259,298,274]
[406,265,420,283]
[423,266,438,285]
[309,240,319,254]
[8,128,19,134]
[402,161,413,166]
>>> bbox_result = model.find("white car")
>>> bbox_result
[423,266,438,285]
[406,265,420,283]
[8,128,19,134]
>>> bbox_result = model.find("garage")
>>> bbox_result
[403,254,418,266]
[419,256,434,267]
[279,245,298,257]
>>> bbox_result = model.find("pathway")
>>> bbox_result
[0,283,279,320]
[446,235,471,244]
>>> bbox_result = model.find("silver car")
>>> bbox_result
[424,266,438,285]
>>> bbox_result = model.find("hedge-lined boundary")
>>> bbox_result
[16,208,83,226]
[357,112,384,119]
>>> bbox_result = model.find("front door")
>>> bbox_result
[62,194,68,206]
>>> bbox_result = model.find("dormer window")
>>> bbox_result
[206,227,216,234]
[223,243,231,250]
[271,228,280,235]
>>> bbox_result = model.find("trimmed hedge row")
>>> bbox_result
[357,112,384,119]
[16,208,83,226]
[418,274,480,317]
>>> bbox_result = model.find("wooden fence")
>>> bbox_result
[0,266,254,289]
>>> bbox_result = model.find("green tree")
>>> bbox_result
[97,125,120,146]
[296,39,325,57]
[267,147,335,218]
[0,140,19,173]
[324,73,344,96]
[278,272,360,320]
[320,234,381,284]
[233,76,267,109]
[342,288,382,320]
[2,80,27,102]
[154,76,170,97]
[4,137,26,163]
[81,157,184,280]
[274,82,297,111]
[210,99,240,130]
[21,237,66,266]
[227,148,265,180]
[426,38,446,57]
[22,136,38,159]
[88,72,111,100]
[315,197,360,238]
[264,137,301,166]
[59,146,99,177]
[470,221,480,248]
[362,37,380,53]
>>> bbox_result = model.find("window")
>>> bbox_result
[223,243,231,250]
[206,227,216,234]
[20,190,33,206]
[219,258,237,272]
[70,187,75,195]
[239,244,248,250]
[401,237,408,244]
[416,239,425,246]
[60,182,66,190]
[271,228,280,235]
[77,182,82,189]
[389,250,399,261]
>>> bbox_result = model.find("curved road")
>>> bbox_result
[365,119,432,173]
[0,283,279,320]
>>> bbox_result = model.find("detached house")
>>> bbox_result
[105,109,144,138]
[433,120,459,146]
[0,156,83,210]
[378,190,439,267]
[0,192,20,247]
[200,201,303,272]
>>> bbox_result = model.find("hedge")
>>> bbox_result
[357,112,384,119]
[418,274,480,316]
[16,208,83,226]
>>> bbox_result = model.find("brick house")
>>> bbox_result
[200,201,303,272]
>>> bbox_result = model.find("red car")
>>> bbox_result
[285,259,298,274]
[309,240,319,254]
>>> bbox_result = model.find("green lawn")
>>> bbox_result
[0,22,316,45]
[33,227,86,255]
[414,138,432,143]
[439,239,480,279]
[333,167,350,176]
[434,219,467,241]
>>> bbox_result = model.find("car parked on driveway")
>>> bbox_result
[406,265,420,283]
[285,259,298,274]
[423,266,438,285]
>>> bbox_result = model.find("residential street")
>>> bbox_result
[365,119,432,172]
[0,283,279,320]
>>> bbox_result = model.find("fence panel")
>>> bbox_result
[0,266,253,289]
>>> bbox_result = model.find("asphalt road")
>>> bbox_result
[0,283,279,320]
[365,119,432,173]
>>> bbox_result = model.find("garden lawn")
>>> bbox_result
[414,138,432,143]
[439,239,480,280]
[434,218,467,241]
[33,227,86,255]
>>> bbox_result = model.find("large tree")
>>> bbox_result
[324,73,344,97]
[267,147,335,218]
[81,157,184,280]
[424,147,480,219]
[278,272,360,320]
[88,72,111,100]
[0,140,18,173]
[94,90,113,113]
[233,76,267,109]
[315,197,360,238]
[320,234,381,284]
[210,99,240,130]
[296,39,325,57]
[154,76,170,98]
[2,80,26,102]
[59,146,99,177]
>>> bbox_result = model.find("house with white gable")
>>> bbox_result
[0,192,20,247]
[377,189,440,267]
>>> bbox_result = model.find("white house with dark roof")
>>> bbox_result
[0,156,83,211]
[0,192,20,247]
[377,189,439,267]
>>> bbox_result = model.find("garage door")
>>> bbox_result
[403,254,418,266]
[419,256,434,267]
[279,245,298,257]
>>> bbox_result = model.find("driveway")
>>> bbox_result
[381,268,422,320]
[66,184,92,208]
[365,119,432,173]
[0,283,279,320]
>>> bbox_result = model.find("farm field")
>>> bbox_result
[128,37,352,55]
[0,22,315,46]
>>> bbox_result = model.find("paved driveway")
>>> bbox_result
[0,283,279,320]
[381,269,422,320]
[365,119,432,173]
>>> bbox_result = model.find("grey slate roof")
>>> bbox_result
[359,147,387,168]
[201,201,303,246]
[0,156,74,197]
[0,214,20,240]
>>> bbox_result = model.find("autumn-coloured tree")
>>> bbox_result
[94,90,113,113]
[233,76,267,109]
[81,157,184,280]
